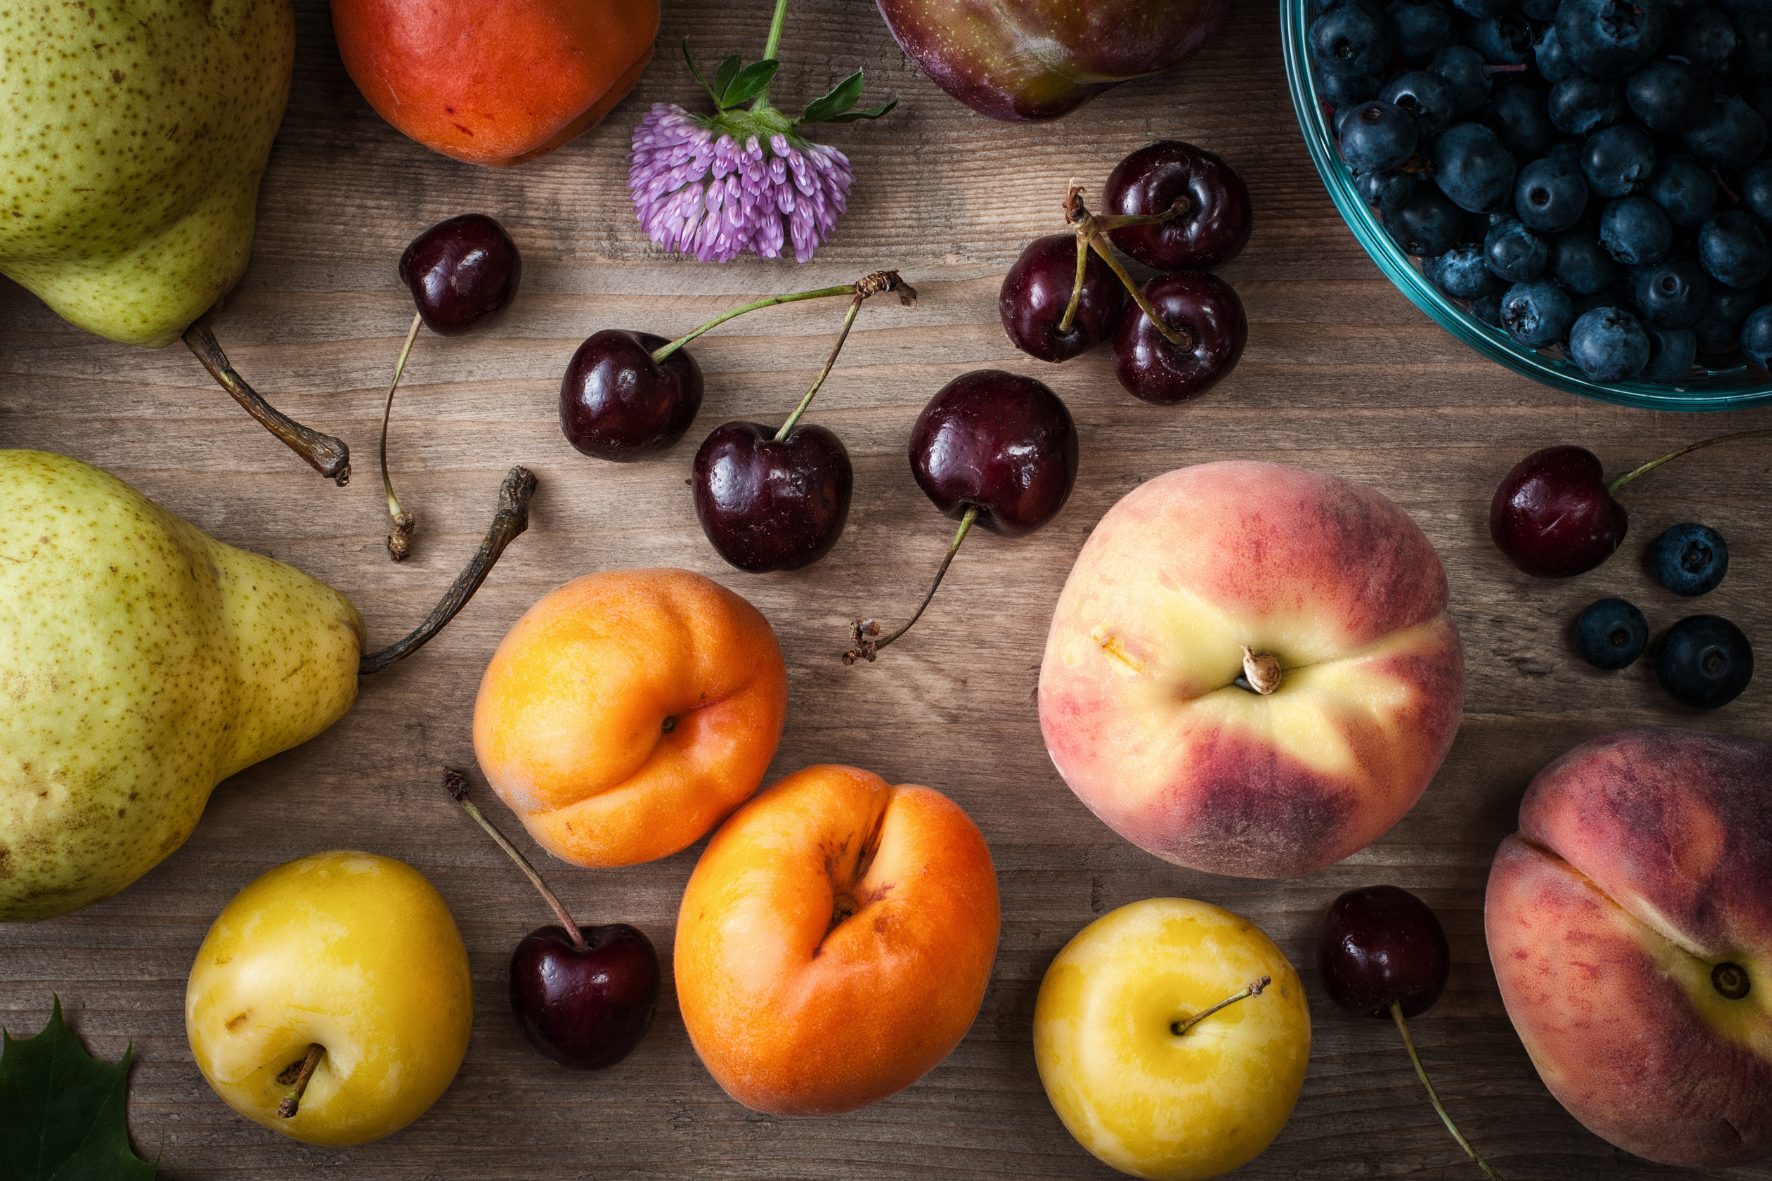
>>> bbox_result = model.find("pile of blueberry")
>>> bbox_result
[1575,522,1752,706]
[1309,0,1772,385]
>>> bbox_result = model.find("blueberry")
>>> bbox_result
[1515,155,1591,233]
[1386,0,1459,65]
[1451,0,1511,16]
[1317,67,1385,107]
[1650,523,1729,596]
[1731,9,1772,82]
[1384,182,1472,255]
[1680,96,1770,168]
[1424,242,1503,298]
[1633,253,1712,326]
[1694,284,1760,352]
[1740,158,1772,223]
[1312,1,1394,76]
[1742,303,1772,367]
[1520,0,1560,16]
[1557,0,1673,79]
[1358,169,1419,212]
[1626,59,1715,132]
[1698,209,1772,289]
[1432,122,1519,211]
[1382,70,1458,138]
[1467,287,1506,325]
[1501,278,1576,347]
[1656,615,1753,708]
[1485,85,1558,159]
[1568,305,1652,379]
[1549,226,1621,294]
[1643,155,1719,227]
[1485,217,1549,281]
[1341,101,1421,172]
[1550,74,1626,136]
[1600,195,1673,264]
[1536,24,1579,83]
[1678,6,1740,72]
[1642,324,1699,381]
[1431,45,1494,114]
[1581,123,1657,198]
[1573,598,1649,669]
[1461,10,1535,64]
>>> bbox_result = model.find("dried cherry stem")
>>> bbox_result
[1171,976,1270,1036]
[843,505,979,664]
[1389,1001,1507,1181]
[358,466,537,674]
[1064,186,1192,350]
[445,768,587,951]
[276,1043,324,1118]
[1607,428,1772,493]
[1055,194,1190,335]
[649,269,914,366]
[379,311,424,561]
[183,320,351,485]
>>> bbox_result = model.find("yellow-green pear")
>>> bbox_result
[0,451,535,921]
[0,0,294,348]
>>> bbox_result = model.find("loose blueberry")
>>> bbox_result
[1501,278,1576,347]
[1599,195,1673,265]
[1698,210,1772,289]
[1568,305,1652,379]
[1486,217,1549,281]
[1515,156,1591,233]
[1574,597,1649,669]
[1650,523,1729,596]
[1656,615,1754,709]
[1432,122,1519,212]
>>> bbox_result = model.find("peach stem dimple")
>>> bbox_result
[1389,1001,1507,1180]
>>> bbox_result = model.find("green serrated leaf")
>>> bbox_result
[711,55,745,106]
[801,69,866,124]
[682,39,722,107]
[720,59,780,109]
[821,98,900,124]
[0,997,156,1181]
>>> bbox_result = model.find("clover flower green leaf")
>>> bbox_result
[0,997,156,1180]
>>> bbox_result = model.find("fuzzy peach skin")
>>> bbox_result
[473,569,788,867]
[675,764,1000,1116]
[1038,461,1464,879]
[1485,728,1772,1169]
[332,0,659,167]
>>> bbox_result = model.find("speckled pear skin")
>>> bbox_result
[0,451,365,921]
[0,0,294,348]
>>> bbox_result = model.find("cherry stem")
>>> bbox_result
[445,768,587,951]
[1057,232,1090,334]
[183,320,352,485]
[1389,1001,1507,1181]
[843,504,979,664]
[650,284,855,364]
[276,1044,324,1119]
[1607,428,1772,493]
[380,311,424,561]
[1171,975,1271,1036]
[358,467,537,674]
[1065,186,1192,350]
[776,297,862,440]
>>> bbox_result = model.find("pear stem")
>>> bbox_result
[1064,186,1191,351]
[1171,976,1270,1036]
[358,467,537,674]
[445,769,587,951]
[844,505,979,664]
[1389,1001,1507,1180]
[276,1044,324,1118]
[380,311,424,561]
[183,322,351,485]
[1606,428,1772,493]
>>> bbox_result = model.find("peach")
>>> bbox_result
[674,764,1000,1116]
[1039,461,1464,879]
[332,0,659,167]
[473,568,787,867]
[1485,727,1772,1168]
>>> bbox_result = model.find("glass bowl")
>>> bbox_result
[1278,0,1772,412]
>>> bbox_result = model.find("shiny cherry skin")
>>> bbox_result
[1113,271,1248,404]
[1318,885,1451,1019]
[999,233,1128,362]
[399,213,522,336]
[1103,141,1254,272]
[692,422,853,572]
[909,370,1078,535]
[510,921,660,1070]
[1489,445,1628,578]
[560,330,704,461]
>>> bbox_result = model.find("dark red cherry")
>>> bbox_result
[692,422,853,572]
[1490,445,1629,578]
[1113,272,1248,404]
[1318,885,1450,1019]
[910,370,1078,535]
[560,330,704,461]
[399,213,522,336]
[1103,141,1254,272]
[999,233,1128,363]
[510,922,661,1070]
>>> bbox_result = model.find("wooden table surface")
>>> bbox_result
[4,2,1771,1178]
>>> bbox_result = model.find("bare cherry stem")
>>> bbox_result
[844,504,979,664]
[183,320,351,485]
[276,1043,324,1118]
[1389,1001,1507,1181]
[649,270,916,367]
[1064,187,1193,350]
[1607,428,1772,493]
[380,311,425,560]
[445,768,587,951]
[775,271,917,440]
[1171,975,1270,1036]
[358,466,537,674]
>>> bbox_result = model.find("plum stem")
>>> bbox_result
[774,271,915,441]
[358,467,537,674]
[445,768,588,952]
[276,1044,324,1118]
[1389,1001,1507,1180]
[1607,428,1772,493]
[1171,975,1270,1036]
[1065,186,1192,350]
[379,311,425,561]
[843,505,979,664]
[183,320,351,485]
[754,0,791,106]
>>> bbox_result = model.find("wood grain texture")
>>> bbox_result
[3,2,1771,1178]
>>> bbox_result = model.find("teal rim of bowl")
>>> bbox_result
[1279,0,1772,412]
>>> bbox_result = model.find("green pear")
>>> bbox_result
[0,0,294,348]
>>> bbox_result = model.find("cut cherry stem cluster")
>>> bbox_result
[847,504,979,663]
[276,1043,325,1119]
[1389,1001,1507,1181]
[183,320,352,485]
[445,768,586,950]
[1171,975,1269,1037]
[1063,185,1193,350]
